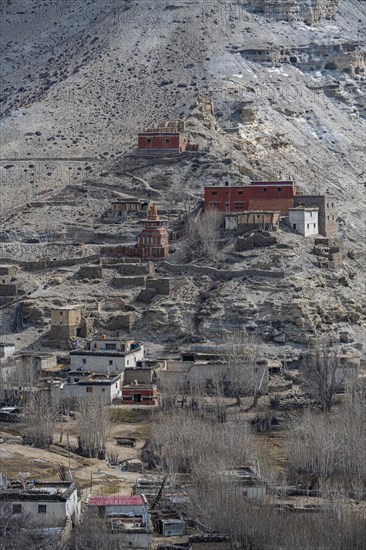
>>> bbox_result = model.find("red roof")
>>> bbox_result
[87,495,145,507]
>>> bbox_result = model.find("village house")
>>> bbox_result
[0,480,81,528]
[205,180,296,216]
[138,120,198,154]
[47,305,93,349]
[69,338,144,375]
[49,371,122,403]
[294,193,337,236]
[86,494,152,549]
[122,381,158,406]
[157,354,269,396]
[225,211,280,232]
[0,265,18,305]
[288,207,319,236]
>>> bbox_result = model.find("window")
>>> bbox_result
[165,138,170,143]
[327,203,329,208]
[327,215,330,220]
[331,203,334,208]
[277,187,282,192]
[147,138,152,143]
[212,191,217,195]
[38,505,47,514]
[109,360,113,366]
[238,191,244,195]
[209,202,219,209]
[293,223,297,229]
[314,224,316,228]
[234,202,245,209]
[12,504,22,514]
[332,215,334,220]
[307,224,310,229]
[134,394,142,402]
[102,388,105,393]
[310,211,312,217]
[82,358,86,365]
[115,383,118,388]
[263,188,267,193]
[105,343,116,350]
[86,387,93,393]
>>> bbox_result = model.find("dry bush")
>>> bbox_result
[188,210,223,260]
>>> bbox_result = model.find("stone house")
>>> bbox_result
[69,339,144,375]
[0,480,81,528]
[157,356,269,395]
[288,207,319,236]
[47,305,92,349]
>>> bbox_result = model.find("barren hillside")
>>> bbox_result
[0,0,365,360]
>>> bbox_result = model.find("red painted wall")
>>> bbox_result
[204,182,295,215]
[138,133,186,152]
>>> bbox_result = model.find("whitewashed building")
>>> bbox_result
[0,481,81,527]
[288,207,319,236]
[69,339,144,374]
[50,372,122,403]
[0,342,16,365]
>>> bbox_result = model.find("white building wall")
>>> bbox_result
[9,489,80,527]
[0,344,16,365]
[70,348,144,374]
[225,216,238,230]
[51,377,122,403]
[289,209,318,236]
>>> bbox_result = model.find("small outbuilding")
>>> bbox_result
[288,207,319,236]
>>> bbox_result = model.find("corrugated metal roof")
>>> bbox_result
[87,495,145,507]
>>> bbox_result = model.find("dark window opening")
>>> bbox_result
[277,187,282,192]
[134,394,142,402]
[105,343,116,350]
[263,188,267,193]
[38,505,47,514]
[12,504,22,514]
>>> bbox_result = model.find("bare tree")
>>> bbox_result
[22,392,57,449]
[188,210,223,260]
[75,395,111,459]
[301,336,341,412]
[219,330,265,409]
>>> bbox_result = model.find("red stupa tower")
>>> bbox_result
[138,205,169,259]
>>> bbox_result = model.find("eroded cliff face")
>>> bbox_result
[244,0,339,25]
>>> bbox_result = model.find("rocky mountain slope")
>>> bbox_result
[0,0,365,361]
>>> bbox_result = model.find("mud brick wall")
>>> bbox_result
[118,262,154,276]
[146,277,171,295]
[79,265,103,279]
[113,275,146,288]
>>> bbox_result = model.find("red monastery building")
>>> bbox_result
[138,121,198,154]
[204,180,296,216]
